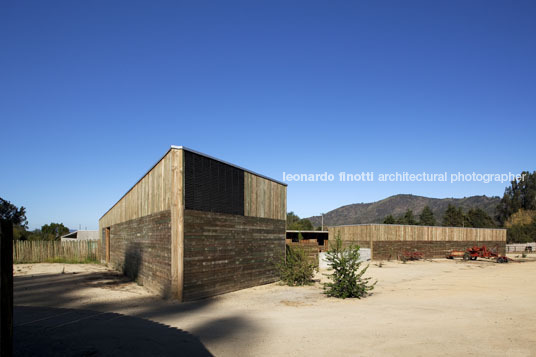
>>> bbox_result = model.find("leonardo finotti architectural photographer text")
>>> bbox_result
[282,172,526,184]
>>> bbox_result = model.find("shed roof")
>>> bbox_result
[100,146,286,220]
[61,230,99,240]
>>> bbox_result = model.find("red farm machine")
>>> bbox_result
[446,245,509,263]
[400,251,423,262]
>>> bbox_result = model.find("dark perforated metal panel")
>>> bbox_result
[184,151,244,215]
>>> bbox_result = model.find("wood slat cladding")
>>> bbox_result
[106,210,172,296]
[184,151,244,215]
[329,224,506,243]
[99,146,287,301]
[244,172,286,220]
[373,240,506,260]
[182,210,285,301]
[100,150,174,229]
[329,224,506,260]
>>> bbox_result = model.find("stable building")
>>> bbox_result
[61,230,99,242]
[99,146,287,301]
[329,224,506,260]
[286,230,329,252]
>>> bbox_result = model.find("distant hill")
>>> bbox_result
[307,194,500,227]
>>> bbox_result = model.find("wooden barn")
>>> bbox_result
[99,146,287,301]
[329,224,506,260]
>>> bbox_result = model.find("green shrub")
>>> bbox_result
[323,234,376,299]
[277,244,316,286]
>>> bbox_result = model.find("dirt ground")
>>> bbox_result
[14,256,536,357]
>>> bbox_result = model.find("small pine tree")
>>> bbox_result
[419,206,436,226]
[466,208,496,228]
[442,204,465,227]
[383,215,395,224]
[395,210,418,225]
[323,234,376,299]
[277,245,316,286]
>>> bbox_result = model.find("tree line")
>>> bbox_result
[0,197,69,241]
[286,211,316,231]
[382,205,496,228]
[382,170,536,243]
[287,171,536,244]
[496,170,536,243]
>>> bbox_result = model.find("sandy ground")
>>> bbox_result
[14,257,536,357]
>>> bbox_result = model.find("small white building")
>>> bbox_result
[61,230,99,242]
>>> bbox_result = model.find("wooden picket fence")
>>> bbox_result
[13,240,101,264]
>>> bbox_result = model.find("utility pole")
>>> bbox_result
[321,213,324,231]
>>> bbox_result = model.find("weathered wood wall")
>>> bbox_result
[99,148,181,298]
[107,210,172,296]
[99,150,174,229]
[99,147,286,301]
[244,172,286,220]
[373,240,506,260]
[183,210,285,301]
[13,240,101,264]
[329,224,507,260]
[329,224,506,243]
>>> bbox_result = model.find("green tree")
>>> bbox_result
[383,215,396,224]
[287,212,300,229]
[287,212,314,230]
[396,209,418,225]
[323,234,376,299]
[418,206,436,226]
[0,197,28,228]
[466,208,496,228]
[496,171,536,225]
[442,204,465,227]
[13,226,32,241]
[40,223,70,241]
[507,218,536,243]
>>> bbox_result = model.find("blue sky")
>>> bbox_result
[1,1,535,230]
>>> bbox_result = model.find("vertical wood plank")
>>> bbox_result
[171,148,184,301]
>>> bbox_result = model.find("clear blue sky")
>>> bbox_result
[1,1,535,230]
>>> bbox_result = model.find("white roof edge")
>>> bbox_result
[172,146,287,186]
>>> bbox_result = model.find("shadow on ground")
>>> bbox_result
[14,269,261,355]
[14,306,213,357]
[14,270,215,318]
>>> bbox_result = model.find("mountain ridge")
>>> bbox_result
[307,194,500,227]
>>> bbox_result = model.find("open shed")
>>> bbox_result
[60,230,99,242]
[99,146,287,301]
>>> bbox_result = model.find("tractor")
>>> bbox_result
[446,245,508,263]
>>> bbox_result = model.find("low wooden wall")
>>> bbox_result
[183,210,285,301]
[373,240,506,260]
[13,240,101,264]
[329,224,507,260]
[106,210,172,296]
